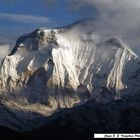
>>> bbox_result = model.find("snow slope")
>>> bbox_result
[0,19,140,131]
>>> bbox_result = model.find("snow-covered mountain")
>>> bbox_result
[0,19,140,131]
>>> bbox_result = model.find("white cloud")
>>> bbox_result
[0,13,52,24]
[69,0,140,55]
[0,44,10,63]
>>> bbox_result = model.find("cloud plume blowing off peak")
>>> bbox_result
[69,0,140,55]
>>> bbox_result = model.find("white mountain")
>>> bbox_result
[0,19,140,131]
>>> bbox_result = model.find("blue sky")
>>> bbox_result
[0,0,96,42]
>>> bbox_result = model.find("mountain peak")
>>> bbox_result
[9,28,58,55]
[0,20,140,130]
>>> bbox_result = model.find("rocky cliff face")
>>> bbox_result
[0,19,140,131]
